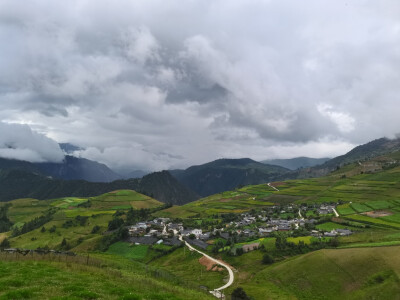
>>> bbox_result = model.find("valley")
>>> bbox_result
[1,146,400,299]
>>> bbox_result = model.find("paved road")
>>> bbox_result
[268,182,279,191]
[179,236,234,298]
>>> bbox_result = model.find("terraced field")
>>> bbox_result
[1,190,164,251]
[155,185,276,218]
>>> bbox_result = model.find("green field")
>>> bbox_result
[344,214,400,229]
[107,242,149,260]
[366,201,394,210]
[350,202,372,213]
[337,203,356,215]
[380,213,400,224]
[316,222,351,231]
[2,190,164,252]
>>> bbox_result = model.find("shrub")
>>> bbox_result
[231,287,250,300]
[262,253,274,264]
[91,225,100,234]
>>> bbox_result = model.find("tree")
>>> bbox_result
[108,217,124,231]
[61,238,69,250]
[41,226,46,233]
[329,237,339,248]
[231,287,250,300]
[262,253,274,264]
[189,234,196,240]
[0,238,10,249]
[91,225,100,234]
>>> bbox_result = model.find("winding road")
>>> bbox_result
[179,236,234,298]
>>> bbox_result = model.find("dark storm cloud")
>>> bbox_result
[0,0,399,169]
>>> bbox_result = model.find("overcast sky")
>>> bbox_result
[0,0,399,172]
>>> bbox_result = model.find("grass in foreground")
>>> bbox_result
[230,246,400,300]
[0,257,212,300]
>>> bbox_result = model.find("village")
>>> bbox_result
[126,202,353,252]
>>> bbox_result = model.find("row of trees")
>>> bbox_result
[0,204,13,233]
[12,209,56,237]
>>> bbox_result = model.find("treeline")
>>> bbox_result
[0,204,13,233]
[12,209,56,237]
[98,203,172,251]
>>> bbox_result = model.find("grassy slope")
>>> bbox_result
[156,161,400,221]
[0,257,212,300]
[150,247,228,291]
[2,190,163,251]
[231,246,400,300]
[155,185,276,218]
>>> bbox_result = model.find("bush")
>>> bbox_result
[231,287,250,300]
[108,217,124,231]
[262,253,274,264]
[91,225,100,234]
[0,238,10,249]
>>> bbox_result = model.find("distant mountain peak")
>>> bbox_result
[261,157,330,170]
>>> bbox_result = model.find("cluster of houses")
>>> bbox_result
[317,204,337,215]
[310,228,353,237]
[125,204,352,249]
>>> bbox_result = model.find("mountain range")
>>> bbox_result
[169,158,289,197]
[0,137,399,204]
[0,169,198,205]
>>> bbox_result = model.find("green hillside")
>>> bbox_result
[170,158,289,197]
[0,253,212,300]
[157,153,400,218]
[231,246,400,300]
[1,190,163,251]
[1,151,400,300]
[0,169,198,205]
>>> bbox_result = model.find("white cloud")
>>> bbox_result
[0,122,64,162]
[317,104,355,133]
[0,0,399,170]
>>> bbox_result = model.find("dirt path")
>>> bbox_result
[179,236,234,298]
[268,182,280,191]
[332,208,339,217]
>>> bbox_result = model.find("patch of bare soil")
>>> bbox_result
[363,210,393,218]
[270,181,285,186]
[199,256,219,271]
[242,243,260,252]
[219,198,231,202]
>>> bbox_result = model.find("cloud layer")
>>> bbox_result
[0,122,64,163]
[0,0,399,170]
